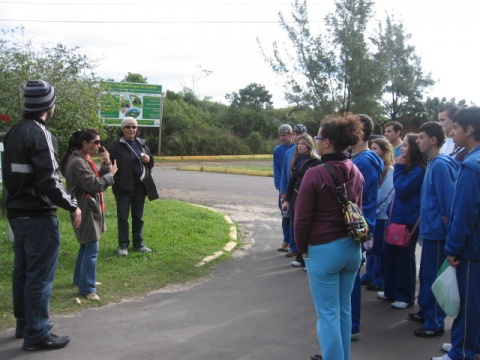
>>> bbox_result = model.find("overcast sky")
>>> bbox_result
[0,0,478,108]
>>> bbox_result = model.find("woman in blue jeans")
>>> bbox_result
[61,129,117,300]
[294,115,365,360]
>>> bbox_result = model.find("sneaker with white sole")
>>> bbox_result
[391,301,413,309]
[118,248,128,256]
[432,354,452,360]
[136,246,152,253]
[442,343,452,352]
[377,291,392,300]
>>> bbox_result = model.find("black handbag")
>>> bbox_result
[142,167,159,201]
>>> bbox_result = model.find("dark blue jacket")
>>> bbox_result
[352,150,383,235]
[273,143,294,191]
[446,146,480,260]
[390,164,425,225]
[419,154,459,240]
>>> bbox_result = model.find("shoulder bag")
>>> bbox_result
[384,191,419,247]
[322,163,370,243]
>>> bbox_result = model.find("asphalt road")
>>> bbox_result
[0,162,452,360]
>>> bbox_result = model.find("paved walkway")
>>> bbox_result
[0,166,452,360]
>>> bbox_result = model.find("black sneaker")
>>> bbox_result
[414,326,444,338]
[291,254,305,267]
[408,313,424,323]
[23,333,70,351]
[366,284,382,291]
[15,321,54,339]
[311,355,323,360]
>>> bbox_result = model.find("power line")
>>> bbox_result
[0,1,319,5]
[0,18,298,24]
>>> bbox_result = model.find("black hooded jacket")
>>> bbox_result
[2,118,78,218]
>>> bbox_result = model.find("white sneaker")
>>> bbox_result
[118,248,128,256]
[377,291,389,300]
[432,354,452,360]
[137,246,152,253]
[291,260,303,267]
[442,343,452,352]
[391,301,413,309]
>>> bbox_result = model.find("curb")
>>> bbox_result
[157,154,272,161]
[189,204,238,267]
[178,165,273,177]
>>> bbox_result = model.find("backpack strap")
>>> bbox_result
[322,163,348,205]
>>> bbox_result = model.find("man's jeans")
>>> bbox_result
[73,241,99,295]
[10,216,60,343]
[115,185,146,249]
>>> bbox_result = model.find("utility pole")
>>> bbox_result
[157,92,164,155]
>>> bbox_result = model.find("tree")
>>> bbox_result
[225,83,276,139]
[420,97,468,121]
[325,0,384,114]
[0,27,105,155]
[121,72,148,83]
[258,0,337,114]
[259,0,384,116]
[161,91,250,155]
[225,83,273,111]
[374,16,435,120]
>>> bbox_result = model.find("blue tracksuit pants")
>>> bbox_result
[416,238,446,330]
[448,259,480,360]
[382,227,419,304]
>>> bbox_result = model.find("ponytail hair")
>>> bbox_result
[60,128,99,175]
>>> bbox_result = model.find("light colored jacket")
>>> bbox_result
[65,151,114,244]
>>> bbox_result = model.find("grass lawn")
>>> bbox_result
[0,190,235,332]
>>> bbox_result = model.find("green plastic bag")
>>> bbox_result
[431,259,460,318]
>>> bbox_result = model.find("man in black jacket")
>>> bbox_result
[2,80,81,351]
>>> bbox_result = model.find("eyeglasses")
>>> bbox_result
[124,125,137,129]
[91,140,101,145]
[314,136,326,142]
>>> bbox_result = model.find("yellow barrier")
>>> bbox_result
[177,166,273,177]
[182,155,221,161]
[157,154,273,161]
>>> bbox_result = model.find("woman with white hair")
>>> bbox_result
[106,117,159,256]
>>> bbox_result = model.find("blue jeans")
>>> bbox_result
[73,241,99,295]
[278,194,291,245]
[115,184,146,249]
[306,237,362,360]
[10,216,60,343]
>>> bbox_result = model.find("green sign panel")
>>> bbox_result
[99,81,162,127]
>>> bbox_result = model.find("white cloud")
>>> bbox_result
[0,0,478,108]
